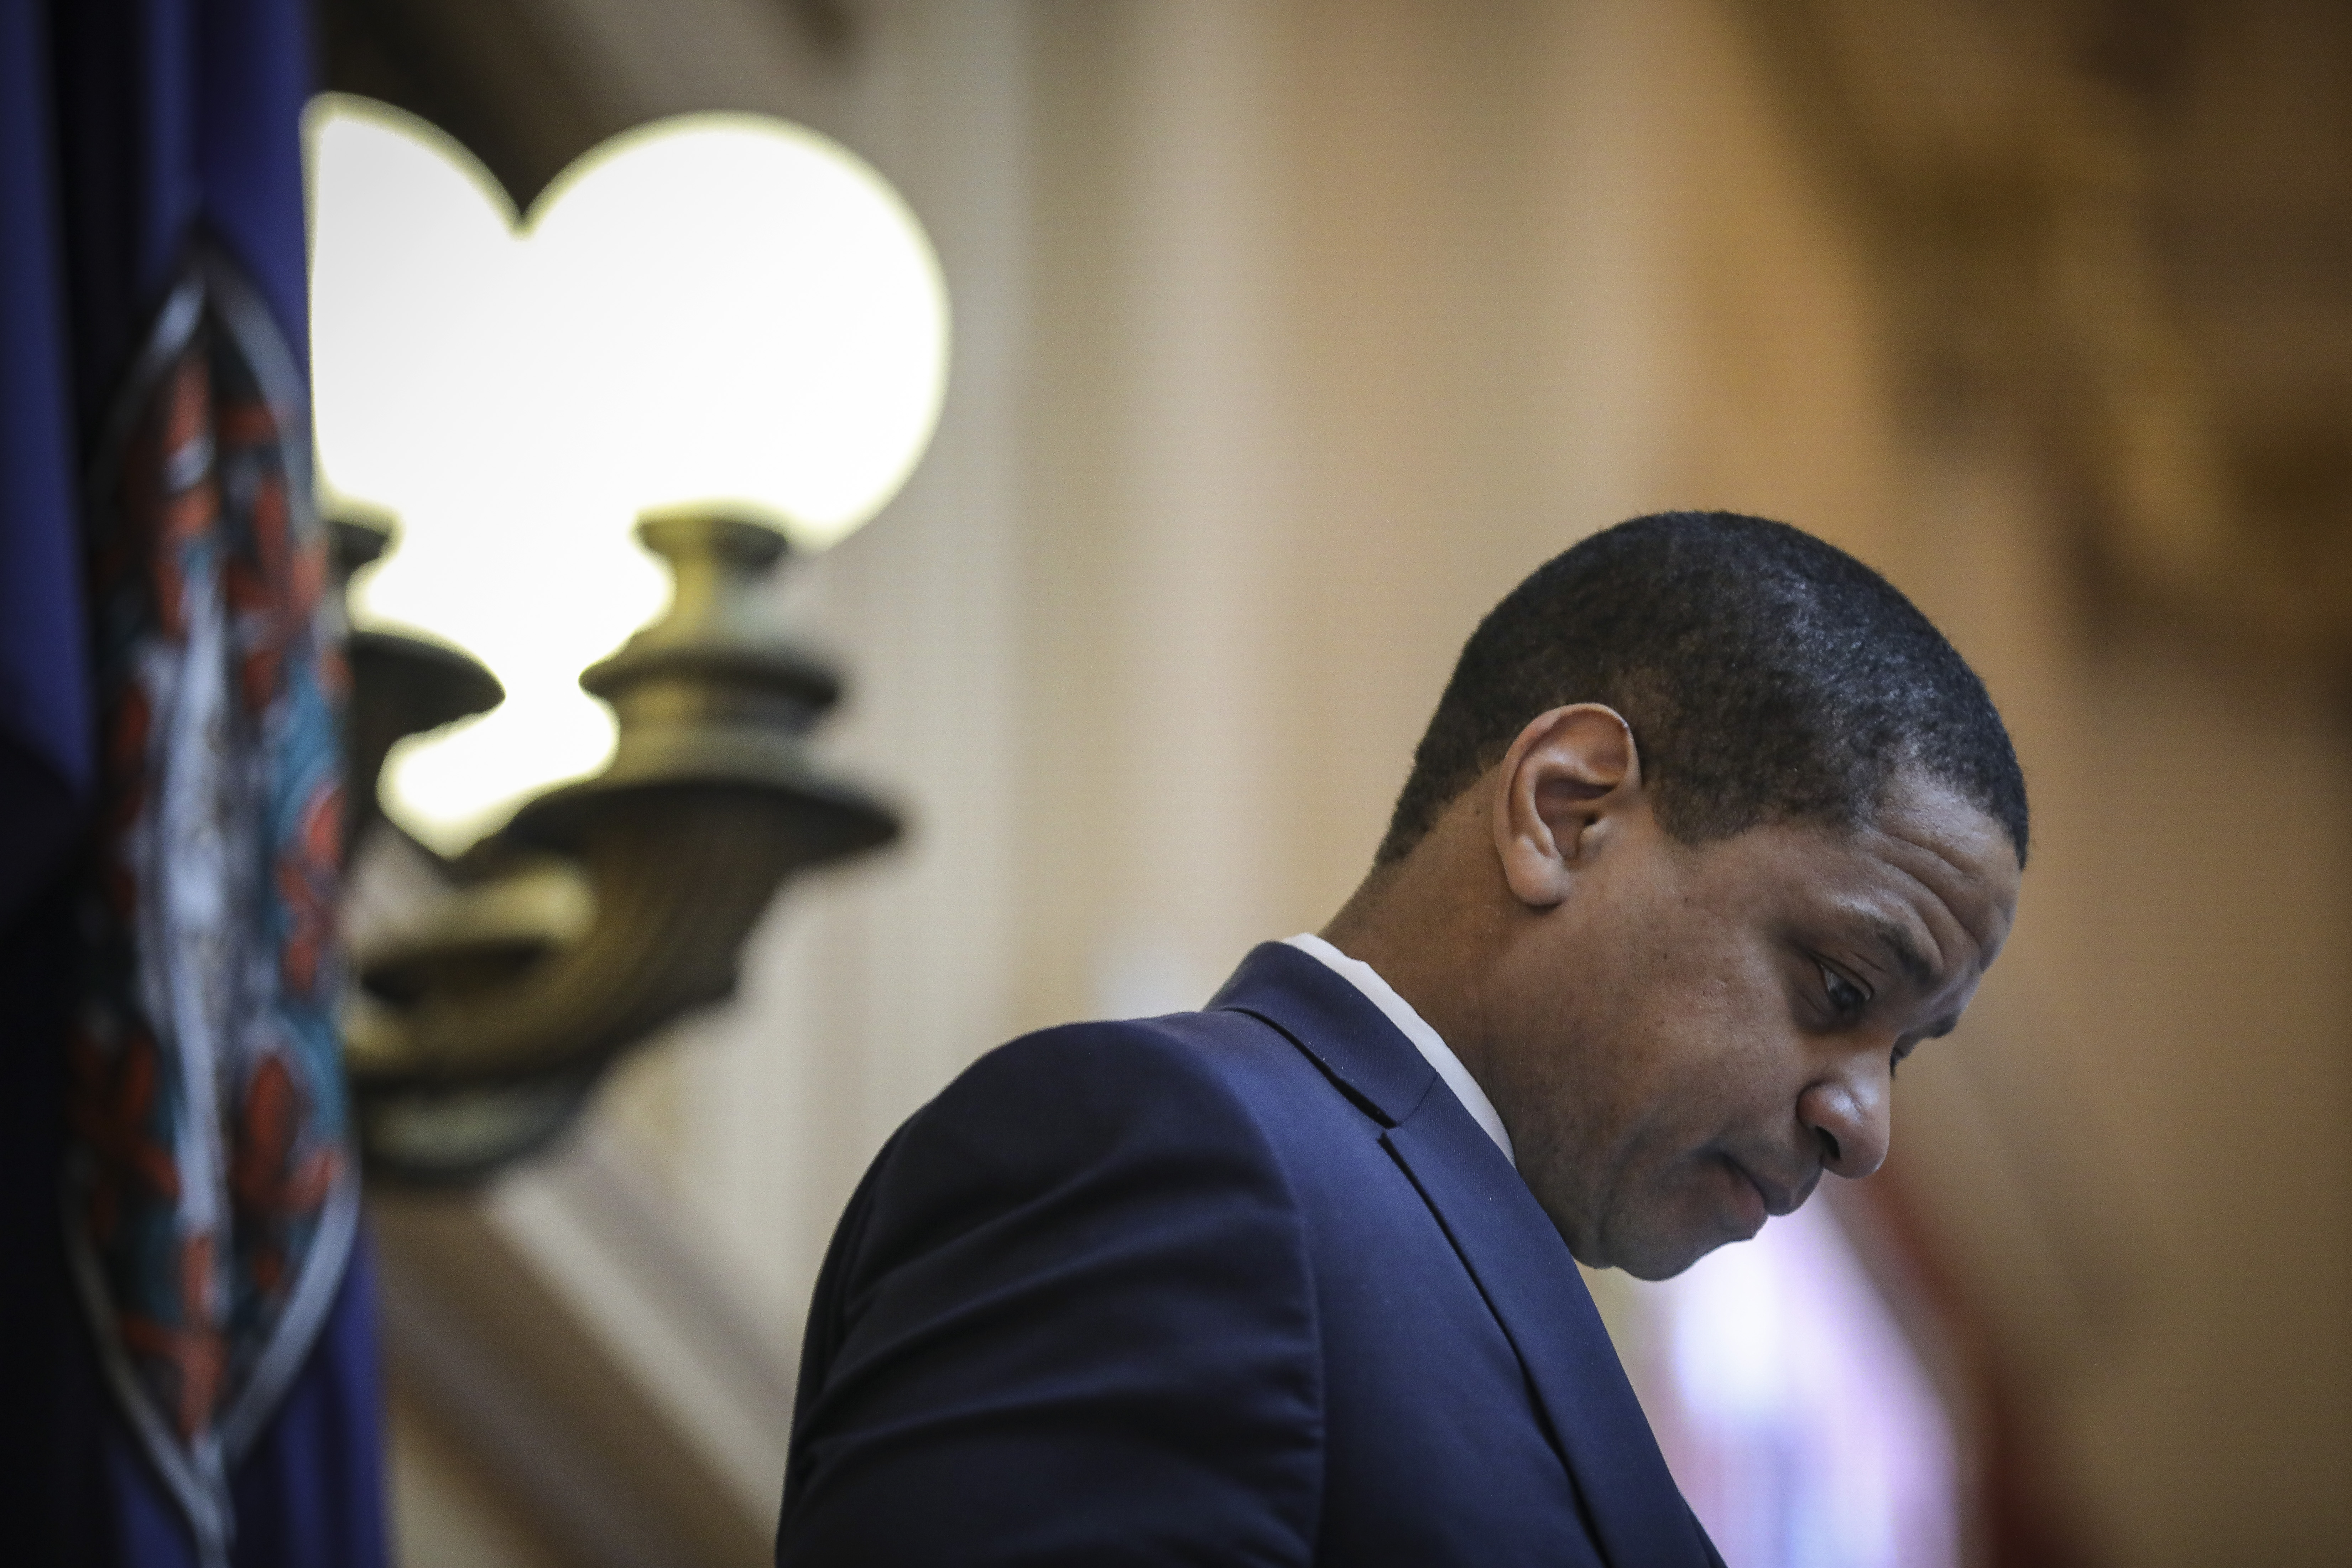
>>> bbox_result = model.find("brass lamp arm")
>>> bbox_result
[337,511,898,1184]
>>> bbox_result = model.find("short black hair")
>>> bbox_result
[1378,511,2028,868]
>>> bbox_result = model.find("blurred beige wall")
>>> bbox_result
[366,2,2352,1564]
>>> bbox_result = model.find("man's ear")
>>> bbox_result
[1491,704,1642,908]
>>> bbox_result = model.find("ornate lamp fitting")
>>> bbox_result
[337,509,898,1184]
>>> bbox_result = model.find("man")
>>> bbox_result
[775,512,2026,1566]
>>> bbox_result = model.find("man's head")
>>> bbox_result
[1327,512,2025,1280]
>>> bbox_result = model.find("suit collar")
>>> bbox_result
[1281,933,1517,1164]
[1211,941,1717,1568]
[1209,941,1439,1127]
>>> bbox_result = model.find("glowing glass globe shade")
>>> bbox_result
[305,97,950,854]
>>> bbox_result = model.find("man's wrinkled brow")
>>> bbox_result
[1865,917,1935,990]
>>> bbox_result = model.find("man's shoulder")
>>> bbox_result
[854,984,1410,1288]
[982,1003,1277,1062]
[918,1004,1332,1167]
[838,1008,1338,1322]
[965,1004,1294,1083]
[784,1009,1339,1562]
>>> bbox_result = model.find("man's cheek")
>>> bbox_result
[1632,1153,1711,1239]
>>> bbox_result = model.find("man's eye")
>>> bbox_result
[1819,962,1867,1020]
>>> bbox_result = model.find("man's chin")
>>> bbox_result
[1540,1178,1738,1279]
[1599,1223,1736,1282]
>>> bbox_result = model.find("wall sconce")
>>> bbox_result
[308,99,948,1181]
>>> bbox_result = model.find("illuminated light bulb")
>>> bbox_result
[305,96,950,854]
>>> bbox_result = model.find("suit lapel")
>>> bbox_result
[1383,1104,1714,1568]
[1214,944,1714,1568]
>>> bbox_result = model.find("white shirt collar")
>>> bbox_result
[1282,933,1515,1167]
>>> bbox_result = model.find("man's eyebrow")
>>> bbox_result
[1865,917,1936,989]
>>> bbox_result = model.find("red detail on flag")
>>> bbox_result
[69,1026,183,1247]
[277,779,343,997]
[119,1232,226,1442]
[231,1057,338,1300]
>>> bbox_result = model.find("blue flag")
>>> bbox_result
[0,2,388,1564]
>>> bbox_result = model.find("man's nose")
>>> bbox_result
[1797,1053,1892,1179]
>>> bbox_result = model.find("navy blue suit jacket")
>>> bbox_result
[776,942,1724,1566]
